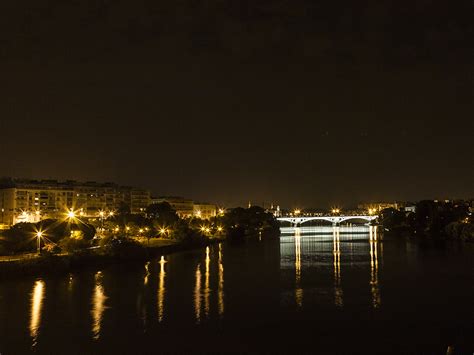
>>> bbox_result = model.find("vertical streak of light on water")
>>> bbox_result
[92,271,107,340]
[194,263,201,323]
[144,261,150,286]
[158,256,166,322]
[370,226,381,308]
[218,244,224,318]
[204,247,210,318]
[30,279,45,348]
[333,227,343,307]
[294,228,303,308]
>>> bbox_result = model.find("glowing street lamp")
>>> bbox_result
[67,210,76,219]
[218,208,225,216]
[331,208,340,214]
[294,209,301,216]
[217,226,223,233]
[36,231,43,254]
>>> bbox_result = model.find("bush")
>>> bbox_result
[99,236,147,259]
[59,236,91,253]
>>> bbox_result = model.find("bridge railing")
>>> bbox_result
[279,213,378,218]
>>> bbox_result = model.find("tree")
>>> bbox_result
[146,202,179,225]
[58,232,91,253]
[117,202,131,216]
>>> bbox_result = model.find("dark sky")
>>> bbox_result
[1,0,473,209]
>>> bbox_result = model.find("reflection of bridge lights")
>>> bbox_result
[333,227,343,307]
[369,226,381,308]
[294,229,303,308]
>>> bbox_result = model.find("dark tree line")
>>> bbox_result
[380,200,473,241]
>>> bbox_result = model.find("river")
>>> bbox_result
[0,226,473,354]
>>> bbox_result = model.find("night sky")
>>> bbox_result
[1,0,473,209]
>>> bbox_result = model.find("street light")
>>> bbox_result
[67,210,76,219]
[36,231,43,254]
[294,209,301,216]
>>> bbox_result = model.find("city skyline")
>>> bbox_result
[0,176,471,215]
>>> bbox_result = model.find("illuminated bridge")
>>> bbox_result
[277,215,378,226]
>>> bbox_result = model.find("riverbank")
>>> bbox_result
[0,237,223,280]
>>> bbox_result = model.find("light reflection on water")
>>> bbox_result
[91,271,107,340]
[5,235,472,354]
[370,226,381,308]
[204,246,210,318]
[194,247,212,323]
[294,229,303,308]
[218,244,224,318]
[281,225,381,308]
[333,227,343,307]
[29,279,45,348]
[194,263,202,323]
[158,256,166,322]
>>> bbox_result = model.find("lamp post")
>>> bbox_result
[36,231,43,255]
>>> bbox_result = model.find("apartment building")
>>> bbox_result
[0,178,150,226]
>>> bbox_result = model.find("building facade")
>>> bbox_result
[0,178,150,226]
[151,197,195,218]
[357,202,404,213]
[151,197,218,219]
[193,203,217,219]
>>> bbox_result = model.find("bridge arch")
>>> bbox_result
[277,215,377,226]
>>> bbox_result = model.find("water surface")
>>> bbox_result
[1,226,473,354]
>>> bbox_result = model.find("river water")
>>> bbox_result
[0,226,473,354]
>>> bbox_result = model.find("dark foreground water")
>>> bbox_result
[1,226,473,354]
